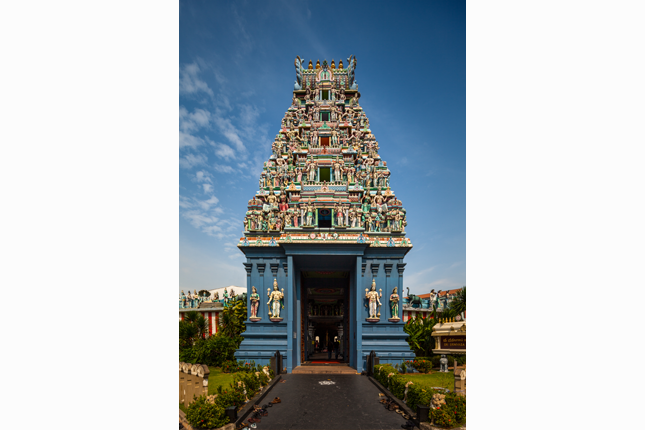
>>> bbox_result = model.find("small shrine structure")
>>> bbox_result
[235,57,414,373]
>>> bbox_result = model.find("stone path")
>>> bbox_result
[246,374,409,430]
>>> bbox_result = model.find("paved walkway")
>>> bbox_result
[245,374,408,430]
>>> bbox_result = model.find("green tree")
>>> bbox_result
[404,313,437,356]
[219,297,247,340]
[446,286,466,317]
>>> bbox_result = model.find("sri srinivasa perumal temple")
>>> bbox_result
[235,56,414,372]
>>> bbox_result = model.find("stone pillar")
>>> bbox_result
[179,363,185,404]
[454,365,466,396]
[184,373,193,408]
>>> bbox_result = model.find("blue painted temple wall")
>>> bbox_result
[235,245,414,372]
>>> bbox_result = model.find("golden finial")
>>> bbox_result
[331,59,335,69]
[339,59,344,69]
[315,59,321,70]
[308,60,313,70]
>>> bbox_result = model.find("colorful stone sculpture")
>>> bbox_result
[389,287,400,321]
[267,279,285,321]
[250,286,261,321]
[237,56,411,249]
[365,279,382,321]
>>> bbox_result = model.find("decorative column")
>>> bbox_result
[287,255,294,372]
[384,263,399,322]
[243,262,253,321]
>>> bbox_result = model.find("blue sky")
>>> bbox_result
[179,0,465,295]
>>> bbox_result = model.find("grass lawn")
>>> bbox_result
[401,371,455,391]
[207,367,243,395]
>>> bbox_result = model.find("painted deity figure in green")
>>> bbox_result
[250,286,260,318]
[390,287,400,319]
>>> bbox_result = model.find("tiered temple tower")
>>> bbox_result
[235,57,414,372]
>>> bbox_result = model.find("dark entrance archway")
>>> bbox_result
[300,270,349,364]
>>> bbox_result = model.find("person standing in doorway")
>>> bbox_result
[327,337,334,360]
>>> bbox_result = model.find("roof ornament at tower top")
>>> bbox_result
[347,55,357,89]
[315,59,321,70]
[308,60,313,70]
[331,59,336,69]
[294,55,305,90]
[339,59,344,69]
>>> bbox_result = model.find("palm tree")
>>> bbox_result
[448,286,466,316]
[182,311,209,340]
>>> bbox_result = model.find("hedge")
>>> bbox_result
[185,367,275,429]
[374,363,465,428]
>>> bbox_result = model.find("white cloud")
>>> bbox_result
[214,164,235,174]
[202,184,213,194]
[193,171,212,183]
[179,152,208,169]
[212,112,246,152]
[214,142,236,160]
[179,61,214,97]
[182,210,219,229]
[179,106,211,133]
[179,131,205,150]
[196,195,219,211]
[179,195,193,209]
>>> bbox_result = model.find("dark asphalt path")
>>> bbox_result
[249,374,408,430]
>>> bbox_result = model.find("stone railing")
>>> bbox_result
[179,362,210,408]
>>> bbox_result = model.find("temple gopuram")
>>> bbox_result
[235,56,414,373]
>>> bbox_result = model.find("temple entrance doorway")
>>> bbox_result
[300,270,350,364]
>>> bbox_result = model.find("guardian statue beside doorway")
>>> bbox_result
[267,279,285,321]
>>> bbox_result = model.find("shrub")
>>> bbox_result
[408,358,432,374]
[180,333,239,367]
[221,360,238,373]
[414,354,466,369]
[186,368,274,428]
[374,363,466,428]
[186,395,229,429]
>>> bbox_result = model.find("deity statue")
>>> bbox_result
[306,199,315,226]
[193,290,199,308]
[346,55,357,89]
[213,291,219,301]
[361,193,371,214]
[389,287,400,319]
[365,279,382,319]
[294,55,305,90]
[429,289,438,309]
[267,191,278,210]
[333,157,342,182]
[250,286,260,319]
[179,290,186,309]
[335,202,344,227]
[307,160,317,182]
[223,288,229,307]
[267,279,285,319]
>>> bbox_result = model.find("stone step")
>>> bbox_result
[292,365,358,374]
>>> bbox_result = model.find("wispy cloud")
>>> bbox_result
[179,152,208,169]
[193,170,213,184]
[179,106,211,133]
[179,191,238,239]
[179,60,214,97]
[213,164,235,174]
